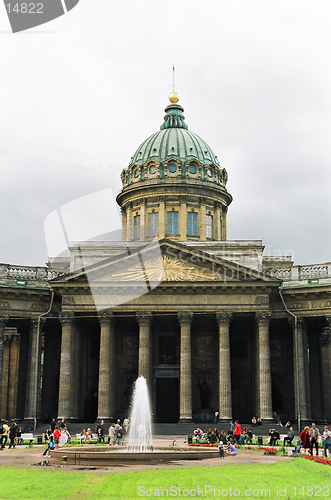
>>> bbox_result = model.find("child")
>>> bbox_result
[219,440,225,459]
[43,440,55,457]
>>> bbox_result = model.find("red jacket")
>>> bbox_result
[300,430,311,448]
[235,423,241,435]
[53,428,61,439]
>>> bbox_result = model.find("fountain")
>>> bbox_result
[52,376,219,466]
[127,376,153,452]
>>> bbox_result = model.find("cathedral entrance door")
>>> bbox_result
[155,378,179,423]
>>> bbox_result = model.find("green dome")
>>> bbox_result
[129,104,220,167]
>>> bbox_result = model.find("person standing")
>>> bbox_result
[310,423,320,456]
[97,426,105,444]
[214,411,219,424]
[1,421,10,450]
[115,426,123,446]
[63,427,71,445]
[300,426,311,455]
[115,419,121,433]
[234,420,241,443]
[218,440,225,459]
[123,418,129,433]
[323,426,331,457]
[108,423,116,445]
[219,430,227,444]
[53,426,61,451]
[8,422,18,449]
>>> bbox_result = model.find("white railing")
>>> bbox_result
[0,264,62,285]
[267,263,330,282]
[299,265,328,280]
[268,268,292,281]
[7,266,37,279]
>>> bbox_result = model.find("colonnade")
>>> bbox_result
[54,309,312,423]
[1,310,328,423]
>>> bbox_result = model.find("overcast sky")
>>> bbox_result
[0,0,330,267]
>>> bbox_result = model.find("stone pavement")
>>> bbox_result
[0,436,293,473]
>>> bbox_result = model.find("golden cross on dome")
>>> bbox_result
[169,63,179,104]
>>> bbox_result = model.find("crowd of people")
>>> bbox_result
[194,420,249,458]
[194,417,331,459]
[298,424,331,457]
[1,414,331,460]
[79,417,129,446]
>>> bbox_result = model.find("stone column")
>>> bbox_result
[140,198,147,241]
[97,312,116,422]
[121,207,127,241]
[7,330,20,421]
[302,324,312,420]
[320,317,331,420]
[0,318,8,417]
[256,312,273,420]
[58,312,75,420]
[127,202,133,240]
[137,312,153,393]
[24,319,42,424]
[214,203,221,240]
[178,312,193,422]
[290,317,308,421]
[73,322,82,420]
[179,196,187,241]
[158,196,166,239]
[199,198,206,240]
[221,206,228,241]
[69,321,80,421]
[1,331,11,420]
[216,312,233,420]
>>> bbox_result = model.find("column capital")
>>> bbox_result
[288,316,306,330]
[12,332,21,345]
[256,311,271,325]
[4,332,11,345]
[320,332,330,346]
[178,311,193,326]
[136,311,152,326]
[0,316,9,330]
[59,311,75,326]
[320,316,331,346]
[216,312,233,325]
[29,318,40,331]
[325,315,331,328]
[98,311,114,327]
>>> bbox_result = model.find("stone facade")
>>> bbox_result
[0,96,330,425]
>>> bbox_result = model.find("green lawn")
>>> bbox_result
[0,458,330,499]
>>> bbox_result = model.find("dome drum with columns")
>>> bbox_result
[117,96,232,242]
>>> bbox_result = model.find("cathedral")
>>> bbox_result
[0,92,331,426]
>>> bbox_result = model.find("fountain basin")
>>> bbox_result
[52,448,219,466]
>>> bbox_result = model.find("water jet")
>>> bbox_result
[52,376,219,466]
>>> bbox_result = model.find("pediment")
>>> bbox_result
[53,238,278,285]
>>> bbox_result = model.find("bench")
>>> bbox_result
[20,433,35,443]
[76,433,98,444]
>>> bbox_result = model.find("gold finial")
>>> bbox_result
[169,63,179,103]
